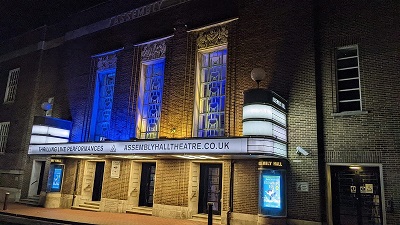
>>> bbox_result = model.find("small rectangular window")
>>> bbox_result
[0,122,10,154]
[4,68,20,103]
[336,46,361,112]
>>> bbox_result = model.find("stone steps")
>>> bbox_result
[126,206,153,215]
[189,213,221,224]
[18,195,40,206]
[71,201,100,212]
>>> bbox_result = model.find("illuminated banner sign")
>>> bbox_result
[28,138,287,157]
[29,138,246,155]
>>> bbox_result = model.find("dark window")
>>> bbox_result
[336,46,361,112]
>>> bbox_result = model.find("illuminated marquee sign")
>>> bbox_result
[29,138,247,155]
[243,89,287,152]
[30,116,72,144]
[28,138,287,157]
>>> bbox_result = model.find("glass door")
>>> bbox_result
[199,164,222,215]
[139,163,156,207]
[331,166,383,225]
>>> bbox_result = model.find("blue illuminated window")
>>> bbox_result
[91,70,116,141]
[137,59,165,139]
[195,48,227,137]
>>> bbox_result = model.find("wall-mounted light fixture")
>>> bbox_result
[251,68,266,88]
[243,68,288,157]
[41,97,54,117]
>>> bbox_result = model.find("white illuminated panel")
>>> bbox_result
[30,135,69,144]
[248,138,287,157]
[243,104,286,126]
[32,125,70,138]
[243,121,287,142]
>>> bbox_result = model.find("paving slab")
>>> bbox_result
[0,203,211,225]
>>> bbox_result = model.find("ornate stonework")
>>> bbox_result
[96,54,117,71]
[197,26,228,49]
[141,41,166,61]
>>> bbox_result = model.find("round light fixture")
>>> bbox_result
[41,102,52,111]
[251,68,266,88]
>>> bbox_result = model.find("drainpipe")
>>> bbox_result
[313,0,327,223]
[227,160,235,225]
[72,160,80,207]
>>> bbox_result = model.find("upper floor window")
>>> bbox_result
[92,70,116,141]
[4,68,20,103]
[0,122,10,154]
[136,59,165,139]
[194,47,227,137]
[336,45,362,112]
[90,52,118,141]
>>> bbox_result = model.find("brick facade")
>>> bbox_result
[318,1,400,224]
[0,0,398,224]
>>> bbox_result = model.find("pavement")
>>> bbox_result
[0,203,210,225]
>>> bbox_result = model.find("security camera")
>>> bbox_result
[296,146,310,156]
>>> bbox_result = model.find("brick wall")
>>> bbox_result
[62,159,78,195]
[43,0,320,221]
[102,159,130,200]
[154,160,189,206]
[319,1,400,223]
[234,0,321,221]
[233,160,259,215]
[221,160,231,212]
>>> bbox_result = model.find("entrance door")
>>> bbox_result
[198,164,222,215]
[92,162,105,201]
[139,163,156,207]
[28,161,45,196]
[331,166,383,225]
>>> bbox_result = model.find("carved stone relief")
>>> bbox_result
[141,40,166,61]
[197,26,228,49]
[96,54,117,71]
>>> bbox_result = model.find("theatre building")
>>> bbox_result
[1,0,399,225]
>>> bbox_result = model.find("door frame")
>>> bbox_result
[81,160,105,202]
[198,163,223,215]
[92,161,105,201]
[138,162,156,207]
[326,163,387,225]
[28,160,45,197]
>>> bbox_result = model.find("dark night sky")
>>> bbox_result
[0,0,109,42]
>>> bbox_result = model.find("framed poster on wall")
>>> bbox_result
[47,164,64,192]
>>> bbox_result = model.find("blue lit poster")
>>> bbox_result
[262,175,281,209]
[47,164,64,192]
[259,168,287,217]
[52,168,62,189]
